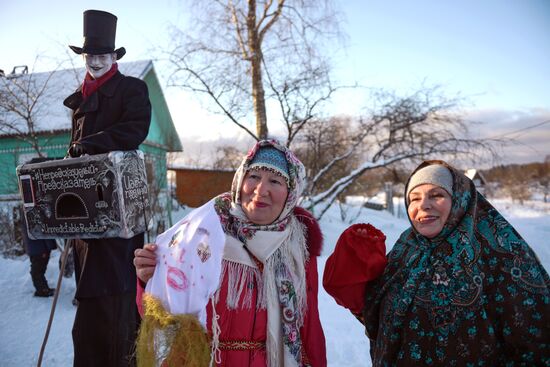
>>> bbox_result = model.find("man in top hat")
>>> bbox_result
[64,9,151,367]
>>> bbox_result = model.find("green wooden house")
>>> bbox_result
[0,60,182,246]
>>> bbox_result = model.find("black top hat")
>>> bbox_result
[69,10,126,60]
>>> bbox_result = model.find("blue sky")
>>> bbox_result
[1,0,549,163]
[338,0,550,111]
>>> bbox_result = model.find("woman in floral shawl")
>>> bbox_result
[134,140,326,367]
[323,160,549,366]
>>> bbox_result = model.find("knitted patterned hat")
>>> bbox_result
[406,164,453,202]
[248,146,290,184]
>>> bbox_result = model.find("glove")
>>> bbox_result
[68,143,86,158]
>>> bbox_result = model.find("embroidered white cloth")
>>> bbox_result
[145,199,225,327]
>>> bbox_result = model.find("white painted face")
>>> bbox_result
[83,53,116,79]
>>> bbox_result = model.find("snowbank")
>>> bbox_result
[1,201,548,366]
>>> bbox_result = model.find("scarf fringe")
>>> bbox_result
[219,260,264,309]
[264,217,309,324]
[216,217,309,367]
[219,218,308,314]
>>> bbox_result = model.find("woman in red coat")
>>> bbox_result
[134,140,326,366]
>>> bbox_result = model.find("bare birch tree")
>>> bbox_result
[299,86,496,218]
[163,2,497,218]
[293,115,360,193]
[165,0,341,142]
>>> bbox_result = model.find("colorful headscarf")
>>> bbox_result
[217,139,307,241]
[363,160,550,365]
[213,139,310,367]
[249,146,290,184]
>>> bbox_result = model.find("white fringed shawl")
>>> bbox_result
[212,215,309,367]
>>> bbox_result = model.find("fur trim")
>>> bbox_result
[294,207,323,256]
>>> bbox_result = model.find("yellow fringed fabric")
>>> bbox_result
[137,294,211,367]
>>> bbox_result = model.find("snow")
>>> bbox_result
[1,199,548,366]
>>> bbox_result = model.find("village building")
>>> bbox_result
[0,60,182,248]
[169,166,235,208]
[464,168,488,194]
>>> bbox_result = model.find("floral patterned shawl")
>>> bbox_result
[221,139,306,239]
[213,139,310,367]
[363,160,550,366]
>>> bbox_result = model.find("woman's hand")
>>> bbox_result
[134,243,158,283]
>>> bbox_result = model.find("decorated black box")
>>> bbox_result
[16,150,152,239]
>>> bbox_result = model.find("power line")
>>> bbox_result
[488,119,550,139]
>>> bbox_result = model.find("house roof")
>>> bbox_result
[464,168,487,184]
[168,165,236,173]
[464,169,477,179]
[0,60,182,151]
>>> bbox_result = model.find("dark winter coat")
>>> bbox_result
[64,69,152,298]
[63,70,151,155]
[324,162,550,366]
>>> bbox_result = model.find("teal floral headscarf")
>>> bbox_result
[363,160,550,366]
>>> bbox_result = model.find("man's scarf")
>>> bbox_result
[81,62,118,99]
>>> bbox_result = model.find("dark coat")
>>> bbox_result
[63,70,151,154]
[325,162,550,366]
[64,70,152,298]
[20,208,57,257]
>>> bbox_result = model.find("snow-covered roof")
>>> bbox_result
[464,169,477,179]
[464,168,487,184]
[0,60,153,135]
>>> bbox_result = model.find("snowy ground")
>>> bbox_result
[1,199,548,366]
